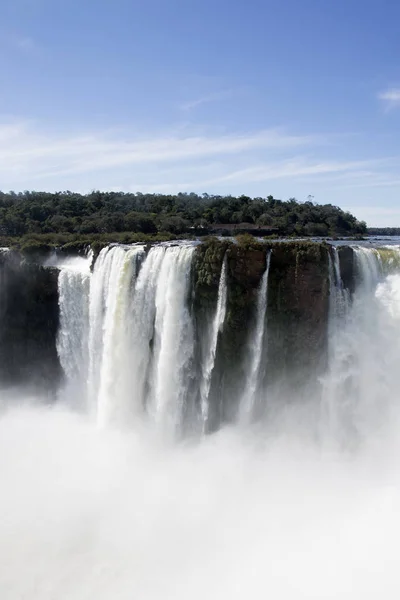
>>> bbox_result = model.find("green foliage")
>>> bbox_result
[234,233,264,251]
[367,227,399,236]
[0,190,366,241]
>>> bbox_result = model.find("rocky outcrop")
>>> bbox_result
[191,239,331,422]
[0,251,61,394]
[266,242,330,396]
[337,246,356,294]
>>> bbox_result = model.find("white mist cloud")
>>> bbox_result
[1,401,400,599]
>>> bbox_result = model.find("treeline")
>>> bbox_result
[367,228,400,236]
[0,190,367,239]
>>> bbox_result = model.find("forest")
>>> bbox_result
[0,190,367,250]
[367,227,400,236]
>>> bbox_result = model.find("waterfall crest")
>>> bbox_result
[53,241,400,441]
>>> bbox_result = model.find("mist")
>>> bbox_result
[0,401,400,599]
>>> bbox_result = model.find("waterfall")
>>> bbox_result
[322,245,392,443]
[322,247,350,436]
[54,240,400,441]
[87,246,115,409]
[86,245,145,424]
[239,251,271,423]
[80,243,196,433]
[327,246,350,340]
[353,246,381,290]
[330,246,350,319]
[56,253,92,406]
[199,254,228,431]
[148,245,195,436]
[123,245,166,417]
[96,246,145,426]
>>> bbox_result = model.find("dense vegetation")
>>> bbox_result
[0,191,367,250]
[367,227,400,236]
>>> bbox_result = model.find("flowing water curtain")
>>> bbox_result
[239,250,272,424]
[96,246,146,426]
[147,245,196,437]
[87,246,145,425]
[321,246,351,436]
[57,268,91,406]
[199,253,228,433]
[321,246,400,445]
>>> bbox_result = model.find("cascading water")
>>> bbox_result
[96,246,145,426]
[329,246,350,322]
[53,242,400,442]
[321,246,350,438]
[199,254,227,431]
[321,245,400,444]
[56,252,92,406]
[353,246,382,290]
[59,243,197,433]
[148,245,195,435]
[239,251,271,423]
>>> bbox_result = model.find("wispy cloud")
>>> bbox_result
[0,121,318,182]
[140,158,390,193]
[2,33,37,54]
[15,36,36,51]
[179,90,236,111]
[378,88,400,111]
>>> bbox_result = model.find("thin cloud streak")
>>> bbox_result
[179,90,236,111]
[378,88,400,111]
[138,158,390,193]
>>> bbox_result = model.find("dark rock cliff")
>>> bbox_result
[0,251,61,394]
[192,240,331,425]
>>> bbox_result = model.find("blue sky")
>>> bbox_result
[1,0,400,225]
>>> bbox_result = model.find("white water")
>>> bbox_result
[322,247,351,433]
[321,246,400,443]
[56,253,92,406]
[239,251,271,422]
[149,245,195,435]
[199,254,227,430]
[354,246,382,290]
[329,246,350,322]
[3,245,400,597]
[59,244,196,433]
[96,246,145,427]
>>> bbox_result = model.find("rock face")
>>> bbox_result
[0,251,61,394]
[192,240,331,423]
[337,246,356,294]
[266,242,330,396]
